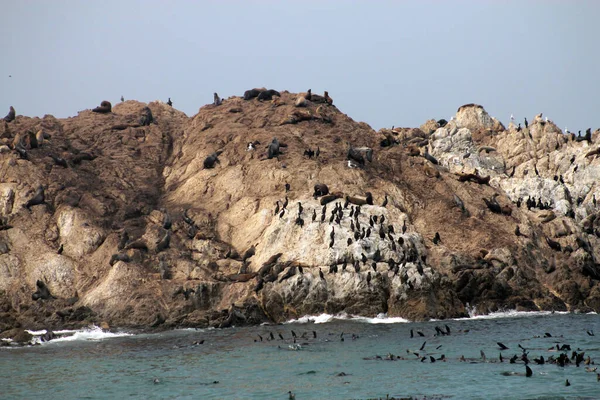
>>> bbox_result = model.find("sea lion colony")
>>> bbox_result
[0,90,599,334]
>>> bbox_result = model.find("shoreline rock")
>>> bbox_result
[0,94,599,332]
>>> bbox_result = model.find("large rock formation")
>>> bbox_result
[1,95,599,333]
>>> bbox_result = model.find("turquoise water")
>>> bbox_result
[1,312,598,399]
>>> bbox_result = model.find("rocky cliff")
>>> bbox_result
[1,92,599,334]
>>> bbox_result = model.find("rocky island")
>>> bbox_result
[1,90,599,342]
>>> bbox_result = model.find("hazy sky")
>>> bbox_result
[2,1,598,132]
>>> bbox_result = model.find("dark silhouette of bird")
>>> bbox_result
[167,97,172,106]
[524,117,528,128]
[319,269,324,280]
[526,365,532,377]
[498,342,509,350]
[382,195,388,207]
[285,183,290,192]
[274,201,280,215]
[282,196,289,209]
[366,271,371,285]
[433,232,441,245]
[312,209,316,222]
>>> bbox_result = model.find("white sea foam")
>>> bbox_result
[286,309,583,325]
[27,325,132,345]
[454,309,570,321]
[286,313,409,324]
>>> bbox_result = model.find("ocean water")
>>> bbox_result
[1,312,598,400]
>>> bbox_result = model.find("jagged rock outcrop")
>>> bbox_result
[0,95,598,333]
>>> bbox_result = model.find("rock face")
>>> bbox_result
[0,95,599,332]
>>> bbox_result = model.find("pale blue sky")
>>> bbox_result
[2,1,598,131]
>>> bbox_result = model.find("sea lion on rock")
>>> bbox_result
[267,138,280,159]
[457,170,490,185]
[32,280,53,300]
[110,252,131,266]
[257,89,280,101]
[423,163,440,178]
[407,145,421,157]
[423,152,438,165]
[41,329,56,343]
[501,205,512,216]
[23,130,38,149]
[324,91,333,105]
[35,130,44,146]
[71,152,96,165]
[242,245,256,262]
[204,150,223,169]
[295,96,307,107]
[11,132,24,149]
[156,231,171,252]
[213,93,222,106]
[320,192,343,205]
[139,107,153,126]
[313,183,329,198]
[585,147,600,158]
[346,192,373,206]
[303,89,312,101]
[457,103,483,113]
[347,143,365,166]
[310,92,330,104]
[24,185,45,209]
[482,195,502,214]
[243,88,264,100]
[281,110,314,125]
[3,106,15,122]
[92,101,112,113]
[477,146,497,154]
